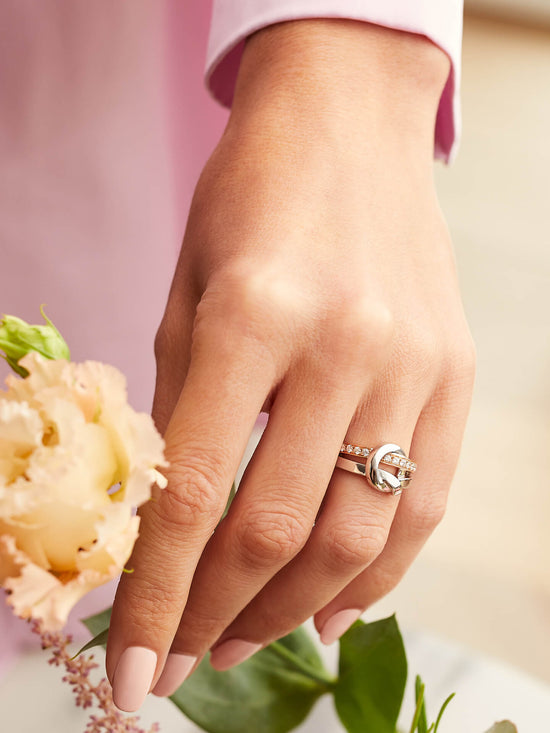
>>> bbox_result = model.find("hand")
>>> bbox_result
[106,19,475,712]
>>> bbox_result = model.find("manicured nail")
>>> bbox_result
[151,653,197,697]
[209,639,262,671]
[320,608,363,645]
[112,646,157,712]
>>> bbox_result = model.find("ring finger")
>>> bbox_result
[313,378,473,634]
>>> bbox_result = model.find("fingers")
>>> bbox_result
[105,308,276,710]
[312,371,474,636]
[151,365,361,696]
[194,362,473,664]
[203,408,417,671]
[208,467,401,668]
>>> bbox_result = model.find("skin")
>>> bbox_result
[106,19,476,705]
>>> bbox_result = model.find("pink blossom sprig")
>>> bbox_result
[31,619,160,733]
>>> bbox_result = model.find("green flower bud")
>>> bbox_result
[0,306,70,377]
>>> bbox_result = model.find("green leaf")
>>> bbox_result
[432,692,455,733]
[269,626,336,688]
[483,723,518,733]
[82,606,112,638]
[74,628,109,658]
[334,615,407,733]
[409,676,427,733]
[169,626,332,733]
[72,607,113,658]
[270,625,331,679]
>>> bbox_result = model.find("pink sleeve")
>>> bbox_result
[205,0,463,163]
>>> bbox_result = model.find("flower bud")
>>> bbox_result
[0,306,70,376]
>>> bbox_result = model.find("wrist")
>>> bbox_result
[227,19,450,166]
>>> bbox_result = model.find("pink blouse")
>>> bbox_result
[0,0,463,678]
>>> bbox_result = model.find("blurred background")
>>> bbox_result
[372,6,550,684]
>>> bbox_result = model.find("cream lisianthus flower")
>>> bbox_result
[0,352,167,630]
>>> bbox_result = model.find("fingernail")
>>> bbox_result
[151,653,197,697]
[320,608,363,645]
[209,639,262,671]
[112,646,157,712]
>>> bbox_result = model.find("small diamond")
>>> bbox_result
[346,444,353,453]
[392,456,400,465]
[354,446,362,455]
[341,444,346,452]
[361,448,370,457]
[400,459,407,467]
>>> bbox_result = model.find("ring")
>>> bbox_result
[336,443,415,496]
[339,442,417,473]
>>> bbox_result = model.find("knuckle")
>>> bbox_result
[235,509,310,568]
[176,606,224,646]
[119,579,178,638]
[213,262,307,328]
[352,297,395,346]
[327,297,395,372]
[323,522,388,571]
[158,460,225,531]
[193,262,306,366]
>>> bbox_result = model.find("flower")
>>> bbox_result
[0,352,167,629]
[0,306,70,377]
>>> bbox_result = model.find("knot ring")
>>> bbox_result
[336,443,415,496]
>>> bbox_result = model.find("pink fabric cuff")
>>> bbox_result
[205,0,463,162]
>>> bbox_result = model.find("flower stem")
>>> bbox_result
[268,640,337,689]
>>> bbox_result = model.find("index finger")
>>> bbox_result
[105,316,275,712]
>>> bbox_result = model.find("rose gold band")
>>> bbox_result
[337,443,417,496]
[340,443,416,473]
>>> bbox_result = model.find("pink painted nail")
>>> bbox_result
[152,653,197,697]
[111,646,157,712]
[320,608,363,645]
[209,639,262,671]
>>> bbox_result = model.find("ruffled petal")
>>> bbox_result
[77,508,139,574]
[0,399,42,450]
[0,534,121,630]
